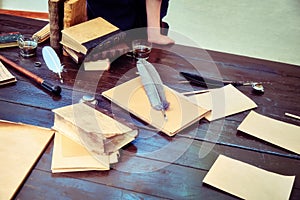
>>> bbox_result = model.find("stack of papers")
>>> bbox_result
[51,132,119,173]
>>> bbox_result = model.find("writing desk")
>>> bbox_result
[0,14,299,199]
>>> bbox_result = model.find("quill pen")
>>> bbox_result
[42,46,64,83]
[137,59,169,120]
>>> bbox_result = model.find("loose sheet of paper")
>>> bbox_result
[51,132,119,173]
[0,120,54,200]
[188,84,257,121]
[238,111,300,154]
[203,155,295,200]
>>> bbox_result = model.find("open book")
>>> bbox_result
[102,77,209,136]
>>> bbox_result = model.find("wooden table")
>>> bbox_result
[1,14,299,200]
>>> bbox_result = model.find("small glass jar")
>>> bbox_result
[17,34,39,58]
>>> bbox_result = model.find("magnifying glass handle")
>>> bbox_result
[0,55,62,95]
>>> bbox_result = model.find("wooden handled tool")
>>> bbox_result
[0,55,61,95]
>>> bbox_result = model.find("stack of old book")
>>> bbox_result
[48,0,87,52]
[48,0,128,68]
[51,103,138,173]
[60,16,128,69]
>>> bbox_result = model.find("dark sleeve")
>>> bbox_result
[86,0,139,30]
[161,0,169,19]
[86,0,168,30]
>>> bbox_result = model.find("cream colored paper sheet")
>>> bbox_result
[0,120,54,200]
[238,111,300,154]
[51,132,118,173]
[188,84,257,121]
[203,155,295,200]
[102,77,209,136]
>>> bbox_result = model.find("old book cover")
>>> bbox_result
[0,61,17,86]
[63,45,110,67]
[0,32,21,48]
[63,45,85,64]
[63,0,87,29]
[51,132,119,173]
[63,42,129,66]
[60,17,126,55]
[102,77,209,136]
[52,103,138,161]
[33,23,50,43]
[0,120,54,200]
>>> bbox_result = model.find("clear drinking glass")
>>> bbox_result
[17,34,39,58]
[132,39,152,60]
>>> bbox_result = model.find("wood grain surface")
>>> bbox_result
[0,14,299,200]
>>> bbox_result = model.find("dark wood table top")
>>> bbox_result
[1,14,299,200]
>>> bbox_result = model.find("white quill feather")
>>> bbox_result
[137,59,169,120]
[42,46,64,83]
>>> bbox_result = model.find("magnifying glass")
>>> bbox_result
[180,72,265,94]
[251,82,264,93]
[225,81,264,93]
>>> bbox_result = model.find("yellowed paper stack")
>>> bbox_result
[203,155,295,200]
[102,77,209,136]
[51,132,119,173]
[0,120,54,200]
[51,103,138,173]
